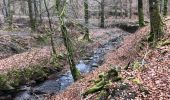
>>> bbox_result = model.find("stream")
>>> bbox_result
[14,31,129,100]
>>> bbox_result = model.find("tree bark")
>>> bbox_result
[44,0,57,56]
[138,0,145,27]
[149,0,164,44]
[33,0,38,24]
[129,0,132,19]
[163,0,168,16]
[56,0,81,81]
[83,0,90,41]
[100,0,105,28]
[27,0,36,31]
[2,0,8,18]
[7,0,13,29]
[38,0,43,23]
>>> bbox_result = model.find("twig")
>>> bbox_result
[141,45,150,67]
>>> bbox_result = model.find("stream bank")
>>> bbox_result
[14,29,130,100]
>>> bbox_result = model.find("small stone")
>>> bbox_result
[157,58,164,62]
[91,63,99,67]
[82,57,90,60]
[83,60,91,63]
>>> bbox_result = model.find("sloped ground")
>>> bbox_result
[106,38,170,100]
[49,21,170,100]
[140,44,170,99]
[0,34,31,59]
[49,25,150,100]
[0,27,123,72]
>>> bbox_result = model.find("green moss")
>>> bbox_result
[50,54,60,68]
[31,66,48,81]
[34,34,50,45]
[157,39,170,48]
[132,78,141,85]
[0,74,14,90]
[83,68,121,97]
[149,0,165,46]
[163,0,168,16]
[138,0,145,27]
[160,39,170,46]
[22,68,34,82]
[0,65,54,91]
[7,69,22,87]
[132,60,142,70]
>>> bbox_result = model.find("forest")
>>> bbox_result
[0,0,169,100]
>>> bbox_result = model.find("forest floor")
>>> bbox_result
[0,27,124,72]
[50,22,170,100]
[0,18,169,100]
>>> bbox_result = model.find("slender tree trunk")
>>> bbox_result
[20,1,27,15]
[39,0,42,23]
[83,0,90,41]
[163,0,168,16]
[56,0,80,81]
[27,0,36,31]
[7,0,13,29]
[124,0,128,17]
[33,0,38,24]
[44,0,57,56]
[120,0,123,18]
[160,0,164,14]
[3,0,8,18]
[138,0,145,27]
[149,0,164,45]
[114,1,118,19]
[100,0,105,28]
[129,0,132,19]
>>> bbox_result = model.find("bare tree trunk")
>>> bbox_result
[114,1,118,19]
[129,0,132,19]
[83,0,90,41]
[33,0,38,24]
[20,1,27,15]
[56,0,80,81]
[149,0,164,45]
[7,0,13,29]
[38,0,42,23]
[2,0,8,18]
[124,0,128,17]
[160,0,164,14]
[120,0,123,18]
[44,0,57,56]
[27,0,36,31]
[100,0,105,28]
[163,0,168,16]
[138,0,145,27]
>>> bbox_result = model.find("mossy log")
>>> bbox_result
[160,39,170,46]
[83,69,121,97]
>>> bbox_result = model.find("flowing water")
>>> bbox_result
[14,32,129,100]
